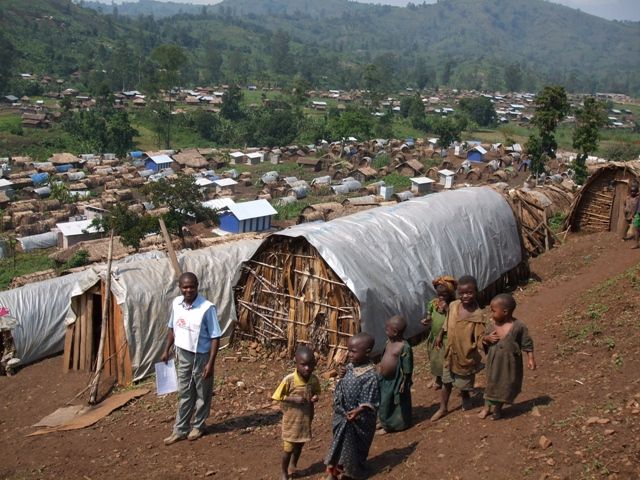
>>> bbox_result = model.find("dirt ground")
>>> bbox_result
[1,231,639,480]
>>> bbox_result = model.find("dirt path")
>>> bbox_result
[1,232,639,480]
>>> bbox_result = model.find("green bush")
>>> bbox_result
[62,249,90,269]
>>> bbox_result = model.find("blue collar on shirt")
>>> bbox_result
[179,294,203,310]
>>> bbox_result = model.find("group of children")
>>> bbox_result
[272,274,536,480]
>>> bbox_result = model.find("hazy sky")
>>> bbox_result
[361,0,639,21]
[101,0,640,22]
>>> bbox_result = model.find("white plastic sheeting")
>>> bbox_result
[0,269,98,365]
[17,232,59,252]
[273,187,523,352]
[81,239,262,381]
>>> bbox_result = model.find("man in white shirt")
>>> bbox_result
[161,272,221,445]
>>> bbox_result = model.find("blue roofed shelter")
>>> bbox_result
[145,154,174,172]
[467,145,487,163]
[219,199,277,233]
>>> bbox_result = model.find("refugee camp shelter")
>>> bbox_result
[438,169,455,189]
[0,178,14,192]
[246,152,264,165]
[145,154,174,172]
[235,187,527,362]
[56,219,103,248]
[229,151,246,164]
[64,240,262,383]
[0,269,99,368]
[219,199,277,234]
[213,177,238,193]
[410,176,435,195]
[467,146,487,162]
[566,161,640,235]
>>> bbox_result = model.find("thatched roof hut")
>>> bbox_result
[565,161,640,235]
[49,152,79,165]
[172,149,208,169]
[235,187,528,363]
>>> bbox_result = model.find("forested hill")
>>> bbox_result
[208,0,639,88]
[1,0,638,96]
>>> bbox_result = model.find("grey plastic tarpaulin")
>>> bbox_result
[103,239,262,381]
[0,269,99,365]
[273,187,523,352]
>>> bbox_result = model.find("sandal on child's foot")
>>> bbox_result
[491,410,503,420]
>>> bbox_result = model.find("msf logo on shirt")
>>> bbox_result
[176,318,194,331]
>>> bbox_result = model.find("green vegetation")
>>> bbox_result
[572,97,608,184]
[526,85,570,174]
[274,200,309,221]
[381,172,412,191]
[1,0,639,97]
[61,249,90,269]
[458,97,497,128]
[0,249,56,290]
[548,213,566,233]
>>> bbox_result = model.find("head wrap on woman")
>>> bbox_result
[432,276,457,296]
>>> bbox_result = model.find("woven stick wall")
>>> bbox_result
[502,185,574,257]
[566,161,640,234]
[235,236,359,364]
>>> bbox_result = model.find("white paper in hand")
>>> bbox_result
[155,359,178,396]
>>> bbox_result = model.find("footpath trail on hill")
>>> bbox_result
[0,232,639,480]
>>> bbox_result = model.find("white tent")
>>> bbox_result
[68,239,262,381]
[0,269,98,366]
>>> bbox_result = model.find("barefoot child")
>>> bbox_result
[479,293,536,420]
[623,182,639,241]
[272,346,321,480]
[378,315,413,433]
[421,276,457,390]
[431,275,486,421]
[325,333,380,480]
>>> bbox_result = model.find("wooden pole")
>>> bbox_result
[159,217,181,280]
[88,229,114,405]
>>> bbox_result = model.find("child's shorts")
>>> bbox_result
[633,213,640,229]
[442,364,475,391]
[283,440,304,453]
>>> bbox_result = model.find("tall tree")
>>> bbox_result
[0,33,16,95]
[429,115,463,153]
[572,97,607,184]
[203,40,223,85]
[408,93,426,130]
[363,64,384,110]
[106,111,138,158]
[111,41,134,91]
[527,85,569,174]
[290,74,311,106]
[414,56,434,90]
[143,175,218,238]
[220,85,244,121]
[458,96,497,127]
[151,44,187,148]
[504,63,523,92]
[271,30,290,75]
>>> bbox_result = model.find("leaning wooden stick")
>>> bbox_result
[159,217,181,280]
[88,229,114,405]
